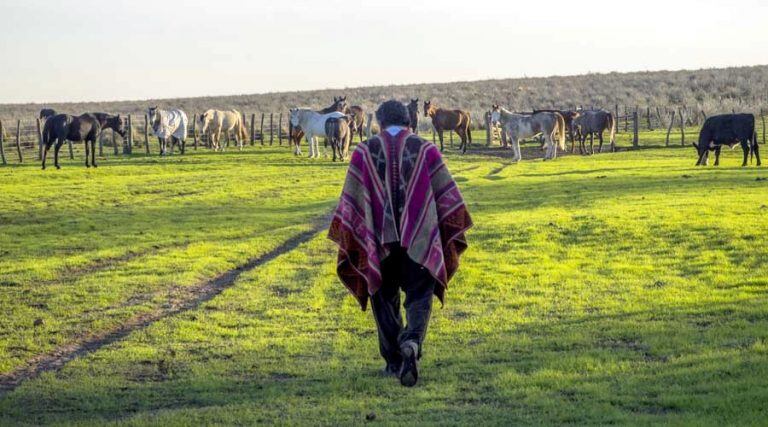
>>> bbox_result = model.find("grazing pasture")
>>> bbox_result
[0,134,766,424]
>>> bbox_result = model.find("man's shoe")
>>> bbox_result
[399,341,419,387]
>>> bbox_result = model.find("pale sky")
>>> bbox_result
[1,0,767,104]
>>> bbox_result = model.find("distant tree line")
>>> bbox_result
[2,65,767,124]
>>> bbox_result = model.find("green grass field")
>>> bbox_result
[1,134,766,425]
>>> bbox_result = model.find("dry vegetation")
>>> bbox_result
[2,65,767,123]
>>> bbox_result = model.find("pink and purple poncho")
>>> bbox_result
[328,129,473,310]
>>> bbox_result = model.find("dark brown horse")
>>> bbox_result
[407,99,419,134]
[40,108,57,120]
[572,109,616,154]
[42,113,125,169]
[423,100,472,153]
[318,96,347,114]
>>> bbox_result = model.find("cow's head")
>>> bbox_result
[692,140,714,166]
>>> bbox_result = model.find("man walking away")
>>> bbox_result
[328,100,473,386]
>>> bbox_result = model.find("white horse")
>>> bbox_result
[289,108,345,158]
[490,105,565,162]
[148,106,188,156]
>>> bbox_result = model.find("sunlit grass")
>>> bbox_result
[1,138,766,424]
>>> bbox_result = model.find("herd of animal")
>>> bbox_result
[35,98,761,169]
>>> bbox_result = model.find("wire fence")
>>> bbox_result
[1,106,766,165]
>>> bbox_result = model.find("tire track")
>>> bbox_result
[0,215,331,398]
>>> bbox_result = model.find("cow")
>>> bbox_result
[693,114,761,167]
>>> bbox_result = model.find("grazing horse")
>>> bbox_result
[148,106,188,156]
[198,109,248,151]
[325,116,352,162]
[40,108,56,120]
[423,100,472,153]
[490,105,565,162]
[533,109,581,151]
[572,109,616,154]
[407,99,419,134]
[41,113,125,169]
[289,108,345,158]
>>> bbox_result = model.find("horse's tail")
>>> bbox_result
[42,117,54,146]
[555,113,566,150]
[752,129,758,165]
[239,115,248,141]
[608,112,617,147]
[465,113,472,143]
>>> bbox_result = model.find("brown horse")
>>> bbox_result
[407,99,419,134]
[533,109,581,152]
[325,116,352,162]
[347,105,365,143]
[423,101,472,153]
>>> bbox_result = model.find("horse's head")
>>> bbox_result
[289,108,301,127]
[198,111,211,134]
[110,114,127,137]
[423,100,434,117]
[407,98,419,113]
[333,96,348,113]
[490,104,501,124]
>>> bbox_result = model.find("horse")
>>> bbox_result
[148,106,188,156]
[572,109,616,154]
[198,109,248,151]
[423,100,472,153]
[407,99,419,134]
[289,108,345,158]
[40,108,56,120]
[490,105,565,162]
[319,96,348,114]
[325,116,352,162]
[533,109,581,151]
[288,124,306,156]
[41,113,125,169]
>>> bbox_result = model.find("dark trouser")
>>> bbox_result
[370,248,436,367]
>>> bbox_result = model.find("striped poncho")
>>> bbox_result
[328,129,473,310]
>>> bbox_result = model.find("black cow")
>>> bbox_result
[694,114,761,167]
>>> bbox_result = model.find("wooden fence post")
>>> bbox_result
[259,113,265,145]
[250,113,256,145]
[678,108,685,146]
[278,113,283,145]
[0,120,6,165]
[15,120,23,163]
[36,118,43,160]
[632,111,639,147]
[485,112,491,147]
[191,114,198,150]
[646,107,653,130]
[665,111,675,146]
[112,128,118,155]
[623,106,628,132]
[614,104,620,133]
[144,114,150,155]
[269,113,274,145]
[124,115,133,154]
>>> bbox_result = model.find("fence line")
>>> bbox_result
[2,106,766,165]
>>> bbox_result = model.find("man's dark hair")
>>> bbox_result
[376,100,410,129]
